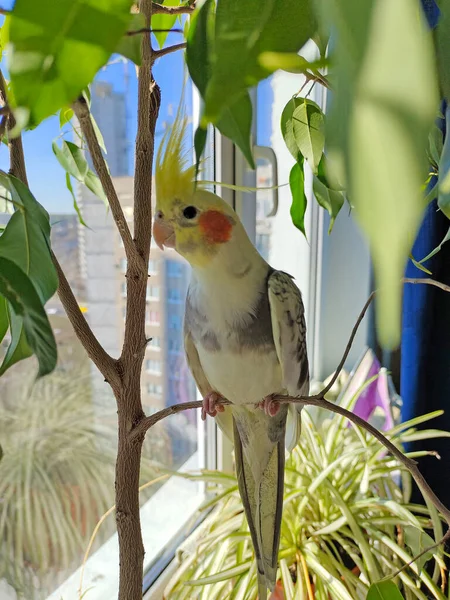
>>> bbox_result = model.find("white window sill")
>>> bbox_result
[46,452,206,600]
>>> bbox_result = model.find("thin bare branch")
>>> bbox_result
[126,27,183,35]
[403,276,450,293]
[152,1,195,15]
[152,42,187,61]
[72,97,142,269]
[52,253,121,387]
[0,7,9,15]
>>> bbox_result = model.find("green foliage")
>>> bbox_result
[52,140,107,205]
[186,0,254,168]
[166,400,447,599]
[152,0,179,48]
[367,581,405,600]
[289,160,307,237]
[8,0,134,126]
[0,173,58,376]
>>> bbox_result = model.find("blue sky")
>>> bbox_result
[0,11,272,215]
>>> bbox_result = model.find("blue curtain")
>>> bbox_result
[401,0,450,505]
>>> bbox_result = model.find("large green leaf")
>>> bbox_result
[187,0,254,168]
[0,257,56,377]
[403,526,436,572]
[438,106,450,219]
[366,581,405,600]
[0,295,8,343]
[313,157,345,233]
[0,173,58,304]
[53,140,107,204]
[8,0,134,126]
[333,0,438,348]
[52,141,89,182]
[152,0,178,49]
[116,13,146,65]
[289,160,307,237]
[202,0,316,122]
[437,0,450,101]
[281,97,328,174]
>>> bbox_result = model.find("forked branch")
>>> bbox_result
[152,1,195,15]
[152,42,187,62]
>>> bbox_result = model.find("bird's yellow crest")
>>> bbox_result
[155,110,196,210]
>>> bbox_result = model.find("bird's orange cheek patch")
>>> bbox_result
[199,210,233,245]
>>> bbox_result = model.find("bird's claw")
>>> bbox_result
[201,391,225,421]
[257,394,280,417]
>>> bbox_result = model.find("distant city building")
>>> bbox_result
[88,81,129,177]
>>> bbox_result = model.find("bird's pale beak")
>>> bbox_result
[153,219,176,250]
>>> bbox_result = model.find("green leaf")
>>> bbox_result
[438,106,450,220]
[152,0,178,49]
[194,126,207,176]
[428,123,443,168]
[66,173,87,227]
[437,0,450,102]
[0,305,32,375]
[202,0,316,122]
[417,225,450,265]
[344,0,438,348]
[289,160,307,237]
[366,581,405,600]
[281,97,304,162]
[59,107,74,129]
[187,0,254,168]
[0,257,57,377]
[91,114,107,154]
[116,13,146,64]
[259,52,328,75]
[84,171,107,205]
[292,98,325,174]
[409,253,432,275]
[8,0,134,126]
[313,158,345,233]
[0,295,8,343]
[0,173,58,304]
[403,526,436,572]
[52,141,89,182]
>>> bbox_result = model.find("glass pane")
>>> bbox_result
[0,56,207,599]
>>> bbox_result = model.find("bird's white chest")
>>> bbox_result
[196,344,283,405]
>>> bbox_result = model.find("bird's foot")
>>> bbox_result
[257,394,280,417]
[201,391,225,421]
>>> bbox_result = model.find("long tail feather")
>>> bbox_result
[233,411,286,598]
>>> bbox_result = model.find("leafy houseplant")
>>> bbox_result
[165,399,449,600]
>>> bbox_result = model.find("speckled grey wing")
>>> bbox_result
[267,270,309,452]
[184,329,234,441]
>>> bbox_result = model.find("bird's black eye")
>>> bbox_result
[183,206,198,219]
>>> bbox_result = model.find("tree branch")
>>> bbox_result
[72,97,142,270]
[152,42,187,62]
[52,253,121,388]
[151,1,195,15]
[129,276,450,575]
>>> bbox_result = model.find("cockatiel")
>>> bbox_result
[152,115,309,599]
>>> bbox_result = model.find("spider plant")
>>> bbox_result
[0,359,163,599]
[165,399,450,600]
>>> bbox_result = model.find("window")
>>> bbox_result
[168,338,182,352]
[147,310,160,325]
[147,336,161,350]
[146,359,161,374]
[122,306,126,320]
[120,282,126,297]
[167,287,183,303]
[147,382,163,396]
[120,257,127,272]
[169,314,182,330]
[149,259,158,274]
[147,285,160,300]
[167,260,183,277]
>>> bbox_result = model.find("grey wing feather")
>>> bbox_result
[267,270,309,452]
[184,329,234,441]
